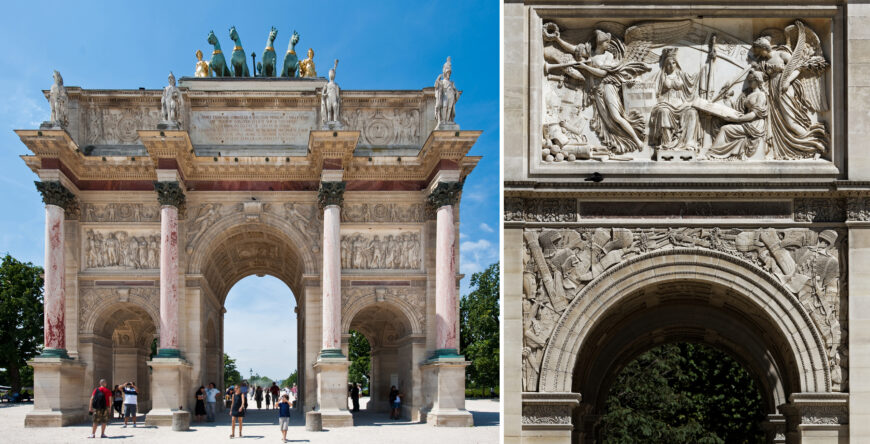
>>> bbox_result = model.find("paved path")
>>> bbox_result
[0,398,499,443]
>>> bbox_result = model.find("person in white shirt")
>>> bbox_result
[122,382,138,428]
[205,382,220,422]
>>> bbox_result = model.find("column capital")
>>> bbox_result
[34,181,76,211]
[427,181,463,209]
[318,181,346,209]
[153,181,186,208]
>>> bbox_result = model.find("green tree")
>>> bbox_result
[601,343,766,444]
[0,254,44,392]
[223,353,242,387]
[348,330,371,386]
[460,262,499,395]
[283,369,298,387]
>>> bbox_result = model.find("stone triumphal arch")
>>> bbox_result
[20,58,479,428]
[505,2,869,443]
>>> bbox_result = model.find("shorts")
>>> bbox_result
[392,401,401,409]
[279,416,290,431]
[124,404,137,418]
[92,407,110,424]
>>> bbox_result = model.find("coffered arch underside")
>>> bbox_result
[538,249,831,396]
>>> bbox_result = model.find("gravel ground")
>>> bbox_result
[0,397,499,444]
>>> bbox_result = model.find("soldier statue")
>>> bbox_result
[435,56,460,129]
[43,70,69,129]
[321,60,341,128]
[159,72,182,130]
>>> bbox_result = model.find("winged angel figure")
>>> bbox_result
[752,20,829,159]
[570,20,694,155]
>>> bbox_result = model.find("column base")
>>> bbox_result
[319,348,345,359]
[39,348,71,359]
[429,348,464,360]
[421,357,473,427]
[313,357,353,428]
[155,348,182,359]
[145,357,192,426]
[25,356,86,427]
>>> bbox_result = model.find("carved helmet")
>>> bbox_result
[819,229,838,246]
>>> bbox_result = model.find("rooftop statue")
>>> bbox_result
[158,72,182,130]
[281,30,301,77]
[43,70,68,129]
[435,57,460,129]
[194,49,211,78]
[300,48,317,78]
[321,59,341,128]
[262,27,278,77]
[229,26,251,77]
[207,30,231,77]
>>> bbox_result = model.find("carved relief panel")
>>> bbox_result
[340,229,423,271]
[535,18,832,163]
[341,108,422,147]
[83,105,162,146]
[81,203,160,223]
[521,227,846,392]
[82,229,161,270]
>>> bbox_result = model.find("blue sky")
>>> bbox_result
[0,1,499,379]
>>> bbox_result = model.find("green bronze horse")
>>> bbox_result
[281,30,301,78]
[207,30,231,77]
[228,26,250,77]
[261,27,278,77]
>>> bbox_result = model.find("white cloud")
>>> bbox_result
[479,222,494,233]
[459,238,497,277]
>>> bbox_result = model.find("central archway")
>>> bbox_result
[187,213,316,412]
[536,249,832,442]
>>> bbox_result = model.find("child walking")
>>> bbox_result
[278,394,291,442]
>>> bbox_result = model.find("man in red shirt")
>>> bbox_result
[88,379,113,438]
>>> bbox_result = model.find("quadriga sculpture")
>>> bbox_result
[229,26,250,77]
[261,26,278,77]
[207,30,231,77]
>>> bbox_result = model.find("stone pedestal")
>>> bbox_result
[421,358,473,427]
[24,357,86,427]
[521,392,582,444]
[145,357,191,426]
[313,358,353,428]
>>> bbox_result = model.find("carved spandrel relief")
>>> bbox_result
[342,286,426,332]
[341,108,421,146]
[522,227,846,392]
[81,203,160,223]
[78,287,159,335]
[341,203,426,223]
[340,232,422,270]
[83,230,160,270]
[540,19,830,162]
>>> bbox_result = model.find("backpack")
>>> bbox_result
[92,388,105,410]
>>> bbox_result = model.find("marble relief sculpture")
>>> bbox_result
[540,19,831,162]
[43,71,68,129]
[84,230,160,270]
[521,226,846,391]
[340,232,421,270]
[435,57,460,129]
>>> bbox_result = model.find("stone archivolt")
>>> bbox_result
[540,19,830,162]
[340,231,422,270]
[341,286,426,335]
[522,226,846,392]
[78,287,159,335]
[83,229,161,270]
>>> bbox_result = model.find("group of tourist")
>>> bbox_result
[88,379,138,439]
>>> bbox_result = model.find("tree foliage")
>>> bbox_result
[348,330,371,386]
[283,369,298,388]
[460,262,499,392]
[601,343,766,444]
[0,254,44,392]
[223,353,242,388]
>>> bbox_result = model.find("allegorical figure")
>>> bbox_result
[321,60,341,127]
[159,72,181,130]
[648,48,702,151]
[574,30,650,154]
[435,56,460,128]
[46,70,69,129]
[752,21,829,160]
[703,70,768,160]
[194,49,210,78]
[299,48,316,77]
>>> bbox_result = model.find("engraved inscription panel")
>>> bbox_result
[189,110,317,146]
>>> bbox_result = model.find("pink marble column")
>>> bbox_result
[321,204,342,353]
[435,203,458,352]
[158,205,179,353]
[43,204,66,352]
